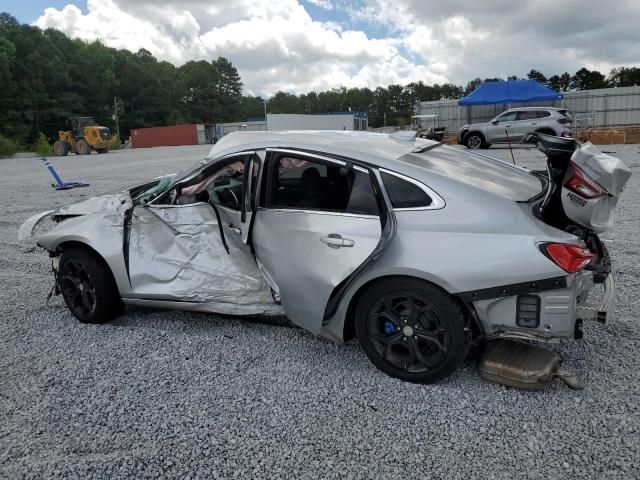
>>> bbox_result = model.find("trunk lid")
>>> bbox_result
[403,146,544,202]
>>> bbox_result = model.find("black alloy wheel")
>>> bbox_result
[356,279,468,383]
[60,257,97,319]
[58,248,123,324]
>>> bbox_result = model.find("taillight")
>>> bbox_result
[540,243,594,273]
[564,164,606,199]
[557,118,571,124]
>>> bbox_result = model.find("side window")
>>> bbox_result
[174,155,252,209]
[267,154,379,215]
[496,112,516,123]
[517,111,538,121]
[536,110,552,118]
[381,172,432,209]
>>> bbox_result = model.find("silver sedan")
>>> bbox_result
[19,131,616,383]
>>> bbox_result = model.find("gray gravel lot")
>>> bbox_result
[1,143,639,479]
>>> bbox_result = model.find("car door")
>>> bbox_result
[485,111,517,142]
[251,149,383,333]
[513,110,539,139]
[126,152,273,308]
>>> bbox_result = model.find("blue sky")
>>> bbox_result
[3,0,87,23]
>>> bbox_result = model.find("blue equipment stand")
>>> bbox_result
[41,157,90,190]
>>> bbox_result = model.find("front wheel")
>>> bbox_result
[76,139,91,155]
[465,132,484,149]
[356,278,468,384]
[58,248,123,324]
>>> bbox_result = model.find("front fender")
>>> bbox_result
[36,212,132,296]
[18,210,55,241]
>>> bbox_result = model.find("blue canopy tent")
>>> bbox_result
[455,80,563,129]
[458,80,563,105]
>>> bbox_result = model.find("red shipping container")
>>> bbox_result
[131,124,198,148]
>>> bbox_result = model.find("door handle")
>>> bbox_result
[227,224,241,235]
[320,234,355,248]
[531,123,537,125]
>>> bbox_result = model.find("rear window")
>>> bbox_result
[558,109,573,119]
[381,172,432,209]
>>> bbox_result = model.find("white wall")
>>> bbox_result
[267,114,354,131]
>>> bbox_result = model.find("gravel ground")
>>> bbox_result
[1,143,639,479]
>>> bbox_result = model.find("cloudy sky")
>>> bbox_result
[6,0,640,96]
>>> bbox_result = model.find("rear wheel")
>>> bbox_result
[76,139,91,155]
[536,128,556,137]
[53,140,69,156]
[58,248,123,324]
[356,278,468,384]
[465,132,484,149]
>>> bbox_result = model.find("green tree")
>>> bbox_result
[570,68,608,90]
[608,67,640,87]
[526,69,547,84]
[464,78,482,95]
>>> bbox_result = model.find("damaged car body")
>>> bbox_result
[20,130,631,385]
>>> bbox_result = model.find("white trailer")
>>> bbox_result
[267,113,368,131]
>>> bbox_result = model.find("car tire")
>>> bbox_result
[58,248,123,324]
[465,132,484,149]
[356,278,469,384]
[535,128,556,137]
[76,139,91,155]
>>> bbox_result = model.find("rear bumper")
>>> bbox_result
[467,271,613,341]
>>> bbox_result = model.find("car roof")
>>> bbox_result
[206,130,439,167]
[503,107,562,112]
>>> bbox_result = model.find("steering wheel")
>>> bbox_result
[223,187,239,206]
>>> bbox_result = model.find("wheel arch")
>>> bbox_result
[535,127,556,136]
[465,130,486,147]
[341,273,479,342]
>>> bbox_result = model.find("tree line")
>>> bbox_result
[1,11,640,152]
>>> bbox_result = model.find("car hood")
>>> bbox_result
[460,122,487,131]
[18,191,132,241]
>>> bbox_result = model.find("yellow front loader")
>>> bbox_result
[53,117,112,156]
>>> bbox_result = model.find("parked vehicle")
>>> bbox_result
[457,107,573,149]
[411,115,446,142]
[20,131,630,384]
[53,116,112,156]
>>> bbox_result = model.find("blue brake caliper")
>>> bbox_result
[383,320,395,335]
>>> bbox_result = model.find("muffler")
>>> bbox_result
[479,340,582,390]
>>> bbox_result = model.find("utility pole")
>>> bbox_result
[263,99,268,131]
[113,97,120,140]
[383,112,387,127]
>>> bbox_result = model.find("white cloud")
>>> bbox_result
[33,0,640,97]
[34,0,447,96]
[352,0,640,84]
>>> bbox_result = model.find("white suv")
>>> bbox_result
[457,107,573,149]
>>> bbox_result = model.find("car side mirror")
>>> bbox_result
[491,120,499,125]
